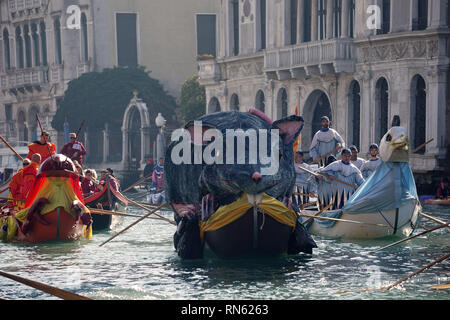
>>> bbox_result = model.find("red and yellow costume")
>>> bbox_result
[27,142,56,162]
[22,162,40,199]
[9,168,25,209]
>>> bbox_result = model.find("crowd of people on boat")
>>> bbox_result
[4,131,121,209]
[293,116,383,210]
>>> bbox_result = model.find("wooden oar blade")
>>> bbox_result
[0,270,92,300]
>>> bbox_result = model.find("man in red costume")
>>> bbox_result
[27,131,56,162]
[22,154,41,199]
[60,133,87,166]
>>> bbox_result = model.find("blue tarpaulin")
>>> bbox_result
[302,162,419,229]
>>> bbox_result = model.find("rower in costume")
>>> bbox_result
[309,116,345,166]
[308,148,365,209]
[360,144,383,180]
[349,145,366,169]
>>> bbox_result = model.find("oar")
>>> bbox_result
[431,284,450,290]
[334,252,450,295]
[412,138,434,154]
[420,212,450,230]
[369,222,450,253]
[312,147,342,165]
[302,203,333,225]
[99,203,167,247]
[122,175,153,193]
[74,120,86,142]
[126,198,175,225]
[0,270,92,300]
[297,213,389,228]
[320,172,359,190]
[0,135,24,162]
[296,166,330,184]
[90,208,175,224]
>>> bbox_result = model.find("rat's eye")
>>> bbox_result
[386,134,392,142]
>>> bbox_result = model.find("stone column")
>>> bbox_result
[121,128,129,167]
[84,131,89,163]
[428,0,448,29]
[311,0,318,41]
[297,0,305,43]
[326,0,334,39]
[103,123,109,163]
[341,0,349,37]
[359,71,373,156]
[426,67,446,157]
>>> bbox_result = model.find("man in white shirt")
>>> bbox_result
[360,144,383,179]
[310,116,345,166]
[349,145,366,169]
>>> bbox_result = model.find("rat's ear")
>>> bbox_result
[185,121,216,145]
[272,115,304,145]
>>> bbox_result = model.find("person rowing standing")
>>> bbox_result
[26,131,56,162]
[60,133,87,167]
[309,116,345,167]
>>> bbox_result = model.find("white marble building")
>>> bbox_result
[0,0,216,169]
[199,0,450,174]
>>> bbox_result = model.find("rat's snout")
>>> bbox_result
[252,172,262,183]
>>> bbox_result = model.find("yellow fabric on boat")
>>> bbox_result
[82,224,93,240]
[15,177,89,223]
[200,193,297,240]
[0,216,17,241]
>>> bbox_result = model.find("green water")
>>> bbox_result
[1,203,448,300]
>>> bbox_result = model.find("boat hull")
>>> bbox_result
[15,208,84,244]
[307,200,421,239]
[424,198,450,205]
[204,208,293,258]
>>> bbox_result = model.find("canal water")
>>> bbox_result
[1,202,448,300]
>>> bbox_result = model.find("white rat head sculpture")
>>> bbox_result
[379,127,409,162]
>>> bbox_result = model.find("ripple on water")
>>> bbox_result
[0,203,448,300]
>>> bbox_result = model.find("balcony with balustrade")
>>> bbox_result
[264,38,355,81]
[198,57,221,86]
[0,66,49,95]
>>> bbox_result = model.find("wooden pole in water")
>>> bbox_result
[122,175,153,193]
[302,203,333,225]
[125,198,175,225]
[90,208,175,225]
[297,213,389,228]
[420,212,450,230]
[334,252,450,295]
[99,202,167,247]
[369,222,450,253]
[0,270,92,300]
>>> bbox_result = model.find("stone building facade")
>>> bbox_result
[199,0,450,181]
[0,0,216,167]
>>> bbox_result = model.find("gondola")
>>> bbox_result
[0,155,92,244]
[84,179,128,230]
[303,127,422,239]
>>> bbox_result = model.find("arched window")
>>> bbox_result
[81,13,89,61]
[277,88,288,119]
[255,90,265,113]
[410,75,427,154]
[333,0,342,38]
[208,97,221,113]
[413,0,428,30]
[348,0,355,38]
[31,24,40,66]
[348,80,361,149]
[289,0,298,45]
[377,0,390,35]
[3,28,11,70]
[318,0,327,40]
[17,111,28,142]
[15,27,24,69]
[24,25,32,68]
[230,94,240,111]
[375,77,389,143]
[232,0,239,56]
[54,18,62,64]
[40,22,47,66]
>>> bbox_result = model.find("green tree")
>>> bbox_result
[51,66,179,132]
[179,75,206,124]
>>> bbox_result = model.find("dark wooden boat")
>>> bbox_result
[204,207,293,258]
[424,198,450,205]
[15,207,84,243]
[84,180,128,230]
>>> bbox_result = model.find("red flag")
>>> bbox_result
[293,104,301,153]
